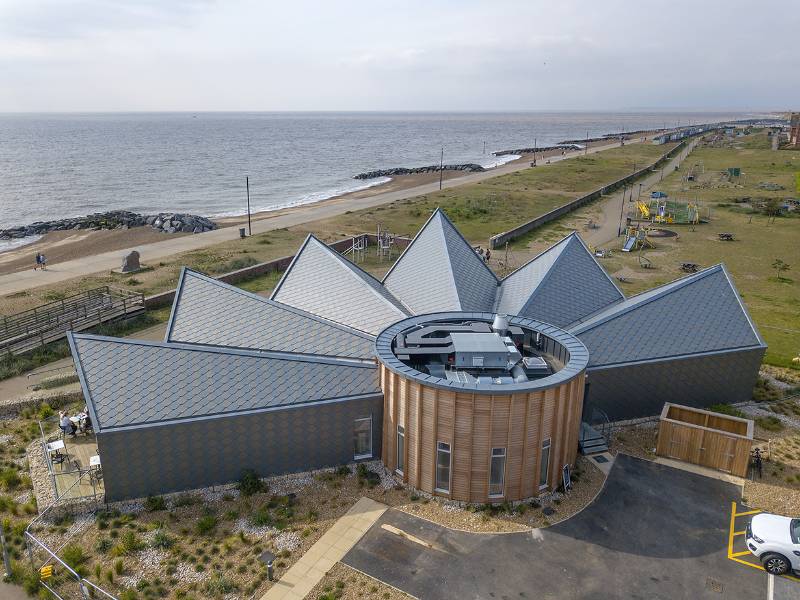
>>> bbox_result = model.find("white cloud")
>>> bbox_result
[0,0,797,111]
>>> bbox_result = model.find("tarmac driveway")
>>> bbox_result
[343,455,765,599]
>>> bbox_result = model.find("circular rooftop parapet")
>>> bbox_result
[375,312,589,394]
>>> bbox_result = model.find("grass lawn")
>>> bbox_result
[537,130,800,369]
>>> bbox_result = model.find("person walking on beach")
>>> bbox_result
[40,253,47,270]
[34,252,42,270]
[485,249,491,263]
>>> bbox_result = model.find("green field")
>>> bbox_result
[572,131,799,368]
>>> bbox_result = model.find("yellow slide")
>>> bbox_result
[637,200,650,219]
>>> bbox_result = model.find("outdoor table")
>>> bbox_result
[46,440,65,466]
[89,455,101,468]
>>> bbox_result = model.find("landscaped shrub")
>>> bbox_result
[144,495,166,512]
[61,544,87,569]
[0,468,22,491]
[152,529,174,549]
[119,589,138,600]
[237,469,265,497]
[757,416,784,431]
[709,403,747,418]
[196,515,218,535]
[205,574,237,595]
[94,537,113,553]
[111,530,144,556]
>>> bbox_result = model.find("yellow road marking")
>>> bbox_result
[727,502,800,583]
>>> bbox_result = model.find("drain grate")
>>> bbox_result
[705,577,723,593]
[593,455,609,463]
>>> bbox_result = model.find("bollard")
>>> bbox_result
[267,560,274,581]
[239,227,246,239]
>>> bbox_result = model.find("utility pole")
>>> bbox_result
[483,141,486,155]
[439,147,444,191]
[617,187,627,237]
[585,131,588,155]
[246,176,252,236]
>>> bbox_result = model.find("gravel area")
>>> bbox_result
[743,429,800,514]
[26,437,56,510]
[609,422,658,460]
[395,455,606,532]
[307,562,414,600]
[273,530,302,552]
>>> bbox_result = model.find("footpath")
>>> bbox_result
[0,139,641,296]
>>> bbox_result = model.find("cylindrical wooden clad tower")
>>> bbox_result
[375,313,589,504]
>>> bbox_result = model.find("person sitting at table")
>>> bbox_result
[59,411,76,436]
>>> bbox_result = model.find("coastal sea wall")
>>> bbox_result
[488,137,694,249]
[354,163,485,179]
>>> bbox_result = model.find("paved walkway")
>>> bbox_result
[261,497,387,600]
[0,139,641,296]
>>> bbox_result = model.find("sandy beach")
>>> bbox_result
[0,134,653,288]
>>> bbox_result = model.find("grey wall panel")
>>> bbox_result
[99,396,384,501]
[583,348,765,422]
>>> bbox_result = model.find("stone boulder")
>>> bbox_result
[121,250,141,273]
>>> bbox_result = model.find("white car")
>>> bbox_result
[747,513,800,575]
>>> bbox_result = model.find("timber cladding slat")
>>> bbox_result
[656,402,753,477]
[382,370,585,503]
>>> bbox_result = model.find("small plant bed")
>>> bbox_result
[609,422,658,460]
[395,455,605,532]
[308,562,413,600]
[743,426,800,515]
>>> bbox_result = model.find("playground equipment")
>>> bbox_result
[344,234,368,263]
[376,224,396,260]
[634,198,704,225]
[622,225,655,252]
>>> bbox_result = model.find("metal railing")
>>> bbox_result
[24,470,115,600]
[1,286,145,355]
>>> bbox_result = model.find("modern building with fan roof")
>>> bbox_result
[69,208,765,502]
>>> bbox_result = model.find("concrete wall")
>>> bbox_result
[583,348,765,422]
[489,139,692,249]
[98,395,384,501]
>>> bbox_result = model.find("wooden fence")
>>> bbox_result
[655,402,753,477]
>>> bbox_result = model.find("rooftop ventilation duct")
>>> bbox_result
[492,314,509,335]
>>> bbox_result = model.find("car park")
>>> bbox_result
[746,513,800,575]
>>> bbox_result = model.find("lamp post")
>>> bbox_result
[246,176,252,237]
[439,147,444,191]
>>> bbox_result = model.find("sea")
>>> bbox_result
[0,111,754,235]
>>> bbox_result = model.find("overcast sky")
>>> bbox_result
[0,0,797,112]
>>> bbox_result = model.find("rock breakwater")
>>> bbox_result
[354,163,485,180]
[0,210,218,240]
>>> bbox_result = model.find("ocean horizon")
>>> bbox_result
[0,110,756,230]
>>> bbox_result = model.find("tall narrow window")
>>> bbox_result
[489,447,506,497]
[539,438,551,489]
[435,442,451,493]
[353,417,372,460]
[396,425,405,474]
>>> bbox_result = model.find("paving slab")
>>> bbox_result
[260,496,386,600]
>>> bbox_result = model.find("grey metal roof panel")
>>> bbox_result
[522,234,624,327]
[271,235,408,335]
[383,209,497,314]
[495,235,571,315]
[166,269,375,359]
[570,264,765,367]
[69,334,381,431]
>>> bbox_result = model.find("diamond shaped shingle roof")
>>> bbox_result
[569,264,765,367]
[69,334,381,431]
[166,268,375,359]
[383,209,498,314]
[270,234,409,335]
[495,233,624,328]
